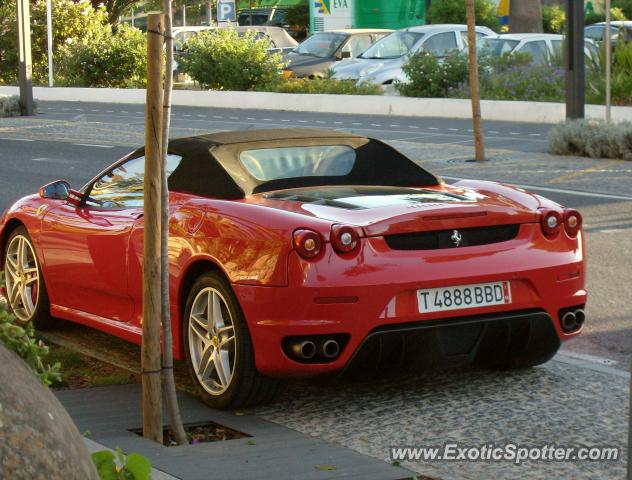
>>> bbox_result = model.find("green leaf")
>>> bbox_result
[124,453,152,480]
[246,439,257,445]
[91,451,118,480]
[315,465,337,471]
[115,447,125,467]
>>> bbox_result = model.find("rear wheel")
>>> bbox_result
[182,272,280,409]
[3,227,55,329]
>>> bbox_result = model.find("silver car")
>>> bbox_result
[330,24,495,85]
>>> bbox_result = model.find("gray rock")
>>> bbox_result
[0,344,98,480]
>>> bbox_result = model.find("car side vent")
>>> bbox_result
[385,224,520,250]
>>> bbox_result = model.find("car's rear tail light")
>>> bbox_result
[563,209,582,237]
[293,229,323,259]
[540,210,562,237]
[331,225,360,254]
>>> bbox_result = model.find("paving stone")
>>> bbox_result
[252,360,628,480]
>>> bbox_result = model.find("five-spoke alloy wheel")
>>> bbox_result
[3,227,53,328]
[188,287,236,396]
[183,272,279,409]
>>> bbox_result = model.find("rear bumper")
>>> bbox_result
[234,224,586,378]
[340,309,559,377]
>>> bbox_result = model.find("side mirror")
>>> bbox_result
[39,180,70,200]
[340,51,352,59]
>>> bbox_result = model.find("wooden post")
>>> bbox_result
[142,12,164,444]
[161,0,188,445]
[465,0,485,161]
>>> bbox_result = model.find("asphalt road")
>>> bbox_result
[36,100,552,152]
[0,102,630,366]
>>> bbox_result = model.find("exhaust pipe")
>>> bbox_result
[291,340,316,360]
[319,339,340,359]
[574,309,586,327]
[561,312,577,332]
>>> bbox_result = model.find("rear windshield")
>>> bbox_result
[240,145,356,181]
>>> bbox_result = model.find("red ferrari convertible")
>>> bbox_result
[0,129,586,408]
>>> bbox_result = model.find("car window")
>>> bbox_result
[478,38,519,55]
[423,31,458,57]
[584,26,605,40]
[518,40,548,64]
[295,32,347,58]
[240,145,356,181]
[360,31,424,59]
[88,155,182,208]
[459,30,488,45]
[341,35,373,58]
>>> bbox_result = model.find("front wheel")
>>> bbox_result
[182,272,280,409]
[3,227,55,329]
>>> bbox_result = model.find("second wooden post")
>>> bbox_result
[142,12,164,444]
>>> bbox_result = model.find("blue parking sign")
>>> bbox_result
[217,0,236,22]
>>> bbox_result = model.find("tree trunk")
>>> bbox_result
[509,0,543,33]
[142,12,164,444]
[161,0,188,446]
[466,0,485,161]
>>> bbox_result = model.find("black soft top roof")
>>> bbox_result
[135,129,439,199]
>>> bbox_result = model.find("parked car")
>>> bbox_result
[173,25,297,72]
[284,29,392,78]
[585,21,632,46]
[0,128,586,409]
[476,33,601,66]
[232,25,298,54]
[173,26,215,52]
[331,24,495,85]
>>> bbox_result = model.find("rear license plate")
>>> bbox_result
[417,281,512,314]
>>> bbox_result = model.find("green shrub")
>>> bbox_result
[584,6,627,24]
[586,41,632,105]
[0,275,61,386]
[0,0,109,85]
[179,28,285,91]
[57,24,147,88]
[265,77,382,95]
[477,61,566,102]
[429,0,501,32]
[395,51,469,98]
[614,0,632,19]
[543,5,566,33]
[0,95,22,117]
[548,120,632,160]
[92,448,151,480]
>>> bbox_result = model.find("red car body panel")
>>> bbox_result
[0,143,586,378]
[0,181,586,374]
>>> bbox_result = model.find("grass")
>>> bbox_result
[46,344,137,389]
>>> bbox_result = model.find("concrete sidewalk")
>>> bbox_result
[56,384,415,480]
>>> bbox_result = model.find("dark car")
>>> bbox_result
[284,29,392,79]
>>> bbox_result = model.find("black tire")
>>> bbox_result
[3,226,56,329]
[182,271,280,409]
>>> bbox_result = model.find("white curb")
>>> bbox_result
[1,85,631,124]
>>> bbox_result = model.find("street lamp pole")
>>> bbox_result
[46,0,54,87]
[565,0,585,119]
[605,0,612,123]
